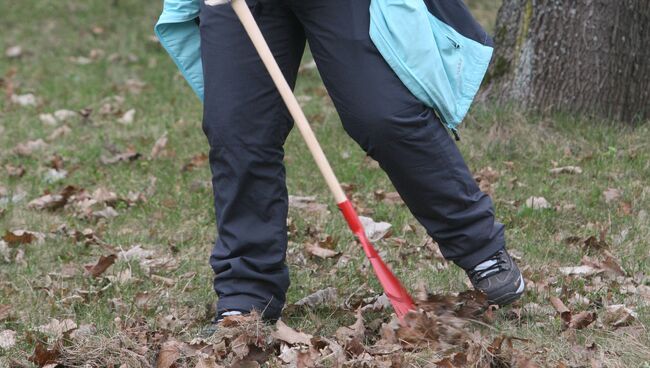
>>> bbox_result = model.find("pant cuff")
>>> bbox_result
[452,239,506,270]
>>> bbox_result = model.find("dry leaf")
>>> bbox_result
[29,342,60,366]
[288,195,328,213]
[335,310,365,342]
[359,216,392,242]
[360,294,392,313]
[549,296,571,328]
[294,287,338,308]
[39,113,58,126]
[569,311,597,329]
[118,108,136,124]
[37,319,77,337]
[305,243,340,259]
[603,188,622,203]
[0,305,12,322]
[474,167,500,196]
[69,324,97,341]
[524,196,551,209]
[0,330,16,349]
[550,296,595,330]
[5,45,22,58]
[44,168,67,183]
[182,153,208,171]
[549,166,583,175]
[124,78,147,94]
[100,148,141,165]
[92,206,119,220]
[83,254,117,277]
[558,265,601,277]
[5,164,26,177]
[3,230,44,246]
[150,133,168,159]
[272,320,313,345]
[53,109,77,122]
[48,125,72,140]
[373,190,404,205]
[10,93,37,106]
[603,305,637,327]
[157,339,182,368]
[135,292,153,309]
[195,354,224,368]
[13,139,47,156]
[118,245,156,262]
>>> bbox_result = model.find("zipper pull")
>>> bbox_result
[451,128,461,141]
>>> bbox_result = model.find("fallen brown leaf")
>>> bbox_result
[157,339,182,368]
[359,216,392,242]
[603,188,622,203]
[549,166,582,175]
[305,243,340,259]
[28,185,79,211]
[288,195,328,213]
[603,305,637,327]
[5,164,25,177]
[13,139,47,156]
[2,230,43,246]
[29,341,60,366]
[0,305,12,322]
[474,166,499,196]
[181,153,208,171]
[37,319,78,337]
[524,196,551,209]
[293,287,338,308]
[570,311,597,329]
[272,320,313,345]
[100,148,141,165]
[150,132,168,159]
[0,329,16,349]
[335,310,365,343]
[195,354,225,368]
[83,254,117,277]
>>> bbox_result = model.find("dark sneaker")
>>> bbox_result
[198,310,245,338]
[466,249,525,306]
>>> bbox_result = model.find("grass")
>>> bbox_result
[1,0,649,366]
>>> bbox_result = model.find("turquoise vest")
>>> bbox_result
[155,0,493,129]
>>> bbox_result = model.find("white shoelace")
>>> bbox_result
[472,259,500,279]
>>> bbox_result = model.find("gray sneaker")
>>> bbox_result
[466,249,525,306]
[197,310,245,338]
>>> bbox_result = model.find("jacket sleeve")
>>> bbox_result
[154,0,204,101]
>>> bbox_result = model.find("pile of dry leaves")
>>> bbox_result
[14,289,543,368]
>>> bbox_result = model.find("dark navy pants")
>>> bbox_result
[199,0,505,320]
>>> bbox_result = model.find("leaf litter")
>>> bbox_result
[41,288,545,367]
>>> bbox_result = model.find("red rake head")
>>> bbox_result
[337,200,416,320]
[359,233,416,319]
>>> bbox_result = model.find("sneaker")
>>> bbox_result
[466,248,525,306]
[198,310,245,338]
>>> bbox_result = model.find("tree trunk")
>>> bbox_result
[487,0,650,124]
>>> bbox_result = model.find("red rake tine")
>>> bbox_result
[338,200,416,319]
[227,0,416,320]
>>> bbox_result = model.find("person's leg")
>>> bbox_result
[199,0,305,320]
[289,0,504,270]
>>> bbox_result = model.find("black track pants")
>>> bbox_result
[199,0,505,320]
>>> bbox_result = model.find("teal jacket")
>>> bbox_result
[155,0,492,129]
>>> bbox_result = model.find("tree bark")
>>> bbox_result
[487,0,650,124]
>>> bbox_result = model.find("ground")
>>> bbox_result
[1,1,649,367]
